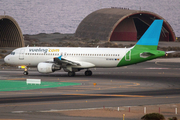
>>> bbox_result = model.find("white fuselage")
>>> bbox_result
[4,47,131,68]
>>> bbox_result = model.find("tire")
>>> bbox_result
[85,70,92,76]
[68,71,75,77]
[23,71,28,75]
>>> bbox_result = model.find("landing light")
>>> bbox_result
[18,66,26,69]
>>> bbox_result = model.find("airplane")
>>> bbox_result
[4,20,170,77]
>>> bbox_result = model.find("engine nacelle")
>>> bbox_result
[37,62,61,73]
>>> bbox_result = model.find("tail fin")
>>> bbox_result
[135,20,163,50]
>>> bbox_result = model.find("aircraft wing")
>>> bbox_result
[54,56,95,68]
[54,56,80,66]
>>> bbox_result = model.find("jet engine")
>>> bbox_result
[37,62,61,73]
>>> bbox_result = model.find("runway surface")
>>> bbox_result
[0,60,180,120]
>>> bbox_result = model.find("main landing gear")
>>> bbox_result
[68,71,75,77]
[68,70,92,77]
[85,70,92,76]
[23,67,28,75]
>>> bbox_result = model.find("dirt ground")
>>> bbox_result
[48,104,180,120]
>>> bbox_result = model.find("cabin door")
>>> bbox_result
[19,49,25,60]
[125,50,131,61]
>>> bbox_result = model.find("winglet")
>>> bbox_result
[136,20,163,49]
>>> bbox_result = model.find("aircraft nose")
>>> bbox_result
[4,55,10,63]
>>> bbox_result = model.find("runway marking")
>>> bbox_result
[0,119,24,120]
[0,92,33,95]
[60,80,89,82]
[0,96,153,108]
[126,83,140,87]
[144,68,170,69]
[11,111,26,114]
[4,78,26,80]
[0,93,148,103]
[155,61,178,67]
[62,93,147,98]
[40,107,103,112]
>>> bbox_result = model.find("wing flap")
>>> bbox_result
[54,56,95,68]
[54,56,80,66]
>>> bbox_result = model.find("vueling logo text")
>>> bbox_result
[48,49,59,52]
[29,48,48,54]
[29,48,60,54]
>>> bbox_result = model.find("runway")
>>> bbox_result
[0,59,180,120]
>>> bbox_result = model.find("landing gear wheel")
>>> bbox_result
[85,70,92,76]
[23,71,28,75]
[68,71,75,77]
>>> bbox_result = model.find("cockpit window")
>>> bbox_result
[10,52,15,55]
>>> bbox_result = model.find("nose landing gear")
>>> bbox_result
[23,67,28,75]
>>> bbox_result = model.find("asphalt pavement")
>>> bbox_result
[0,59,180,120]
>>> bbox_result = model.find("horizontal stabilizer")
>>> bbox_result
[140,52,155,58]
[165,51,176,57]
[165,51,176,54]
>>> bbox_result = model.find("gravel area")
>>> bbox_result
[52,104,180,119]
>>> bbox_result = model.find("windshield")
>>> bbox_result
[10,52,15,55]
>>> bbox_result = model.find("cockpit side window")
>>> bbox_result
[10,52,15,55]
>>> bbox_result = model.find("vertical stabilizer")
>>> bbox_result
[135,20,163,50]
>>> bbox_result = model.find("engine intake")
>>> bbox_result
[37,62,61,73]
